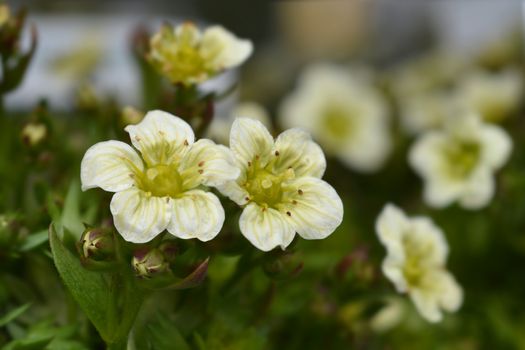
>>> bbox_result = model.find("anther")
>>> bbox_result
[198,169,204,174]
[275,150,280,156]
[286,211,291,217]
[198,161,205,167]
[298,189,303,195]
[184,140,189,146]
[292,200,297,205]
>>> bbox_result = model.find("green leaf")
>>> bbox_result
[48,223,111,341]
[145,315,191,350]
[0,303,31,327]
[61,181,84,239]
[19,230,49,252]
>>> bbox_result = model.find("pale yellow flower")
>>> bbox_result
[147,22,253,85]
[376,204,463,323]
[81,110,239,243]
[280,63,391,172]
[409,113,512,209]
[218,118,343,251]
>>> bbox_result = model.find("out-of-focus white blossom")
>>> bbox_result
[147,22,253,86]
[218,118,343,251]
[81,110,239,243]
[389,52,465,98]
[409,114,512,209]
[456,68,523,123]
[399,91,459,135]
[207,101,271,145]
[280,63,391,172]
[376,204,463,323]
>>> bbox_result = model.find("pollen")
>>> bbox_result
[286,211,291,216]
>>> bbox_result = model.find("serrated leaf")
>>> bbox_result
[48,223,111,341]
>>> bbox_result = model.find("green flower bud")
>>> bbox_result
[132,247,169,278]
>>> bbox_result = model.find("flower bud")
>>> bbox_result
[121,106,144,126]
[21,122,46,147]
[79,227,114,261]
[132,247,169,278]
[157,240,178,263]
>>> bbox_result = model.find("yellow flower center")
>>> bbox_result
[243,158,295,208]
[443,140,480,179]
[137,163,183,198]
[401,233,435,288]
[148,24,213,84]
[322,105,354,140]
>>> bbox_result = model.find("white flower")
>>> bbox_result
[218,118,343,251]
[409,114,512,209]
[280,63,391,172]
[389,52,465,98]
[81,110,239,243]
[207,101,271,145]
[456,68,523,123]
[147,22,253,85]
[376,204,463,323]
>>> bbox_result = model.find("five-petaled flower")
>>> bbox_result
[409,113,512,209]
[376,204,463,323]
[81,110,239,243]
[217,118,344,251]
[280,63,391,172]
[147,22,253,86]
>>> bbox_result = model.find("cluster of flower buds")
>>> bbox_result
[0,4,37,95]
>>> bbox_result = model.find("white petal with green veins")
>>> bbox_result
[80,140,143,192]
[110,188,171,243]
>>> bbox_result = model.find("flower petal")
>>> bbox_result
[239,203,295,251]
[230,118,274,167]
[167,190,224,242]
[110,188,171,243]
[410,217,449,266]
[459,169,494,210]
[410,287,443,323]
[272,128,326,178]
[124,110,195,166]
[375,204,408,248]
[480,124,512,169]
[215,180,249,206]
[80,140,143,192]
[434,270,463,313]
[200,25,253,70]
[279,177,343,240]
[179,139,240,189]
[411,269,463,323]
